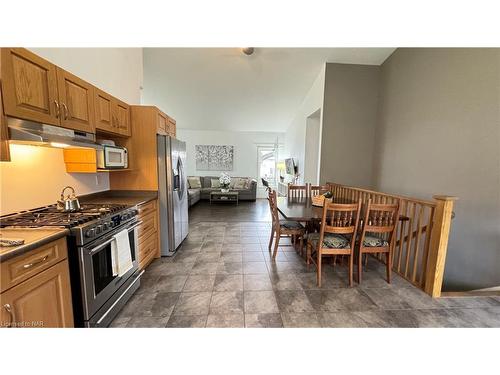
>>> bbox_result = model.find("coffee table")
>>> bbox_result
[210,191,239,205]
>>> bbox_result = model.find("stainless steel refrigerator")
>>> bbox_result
[157,135,189,256]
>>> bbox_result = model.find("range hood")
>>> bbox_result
[7,117,101,149]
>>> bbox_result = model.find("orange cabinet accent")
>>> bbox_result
[63,148,97,173]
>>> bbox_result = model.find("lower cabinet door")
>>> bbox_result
[138,235,158,270]
[0,260,74,328]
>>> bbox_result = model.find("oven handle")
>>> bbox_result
[96,270,145,325]
[89,221,142,256]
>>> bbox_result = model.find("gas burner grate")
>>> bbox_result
[0,203,130,228]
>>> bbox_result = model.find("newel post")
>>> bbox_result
[424,195,458,297]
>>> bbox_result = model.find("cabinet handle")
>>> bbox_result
[3,304,15,328]
[62,103,69,120]
[22,255,49,269]
[54,100,60,118]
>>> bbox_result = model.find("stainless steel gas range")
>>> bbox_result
[0,203,144,327]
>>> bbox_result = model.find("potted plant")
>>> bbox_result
[219,172,231,193]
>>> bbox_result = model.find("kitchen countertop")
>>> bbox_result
[79,190,158,207]
[0,227,69,262]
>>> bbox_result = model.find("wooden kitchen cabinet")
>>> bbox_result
[56,67,95,133]
[94,88,114,133]
[114,98,131,136]
[167,116,176,138]
[157,110,176,138]
[0,237,74,328]
[1,261,74,328]
[1,48,96,134]
[0,84,10,162]
[110,105,176,191]
[0,48,60,126]
[0,48,134,137]
[157,111,168,135]
[94,89,131,137]
[137,199,160,270]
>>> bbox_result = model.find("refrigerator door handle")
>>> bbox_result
[178,158,186,200]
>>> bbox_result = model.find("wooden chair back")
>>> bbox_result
[309,184,330,197]
[359,199,400,249]
[318,199,362,249]
[267,190,280,228]
[288,183,309,198]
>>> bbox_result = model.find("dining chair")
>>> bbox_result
[357,199,400,284]
[267,190,306,259]
[287,183,309,199]
[309,184,330,197]
[306,199,362,287]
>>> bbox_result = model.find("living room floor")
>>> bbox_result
[189,199,271,223]
[110,200,500,328]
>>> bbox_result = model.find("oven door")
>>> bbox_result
[79,220,140,320]
[103,146,127,168]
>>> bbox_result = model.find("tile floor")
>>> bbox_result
[110,219,500,328]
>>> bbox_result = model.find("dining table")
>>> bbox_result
[276,196,409,223]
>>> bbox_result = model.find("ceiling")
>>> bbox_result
[142,48,395,132]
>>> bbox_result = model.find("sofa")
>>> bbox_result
[187,176,257,206]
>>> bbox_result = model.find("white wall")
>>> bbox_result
[283,65,325,183]
[178,128,284,179]
[303,110,321,183]
[0,48,144,215]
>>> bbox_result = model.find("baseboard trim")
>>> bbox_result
[441,290,500,297]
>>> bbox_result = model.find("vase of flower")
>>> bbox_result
[219,173,231,193]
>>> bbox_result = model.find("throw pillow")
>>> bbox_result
[234,178,247,189]
[211,179,221,188]
[229,177,239,188]
[244,178,252,190]
[187,176,201,189]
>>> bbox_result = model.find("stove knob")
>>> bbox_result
[95,225,102,235]
[85,228,95,238]
[103,222,109,230]
[121,214,127,221]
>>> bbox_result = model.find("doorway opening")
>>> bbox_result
[303,109,322,184]
[256,145,278,198]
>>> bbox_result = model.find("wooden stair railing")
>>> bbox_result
[327,182,457,297]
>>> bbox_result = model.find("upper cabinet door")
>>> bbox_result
[167,117,176,138]
[94,88,114,133]
[56,67,95,133]
[1,48,60,126]
[0,84,11,161]
[114,99,130,137]
[157,111,167,135]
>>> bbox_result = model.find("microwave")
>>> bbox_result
[96,145,128,169]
